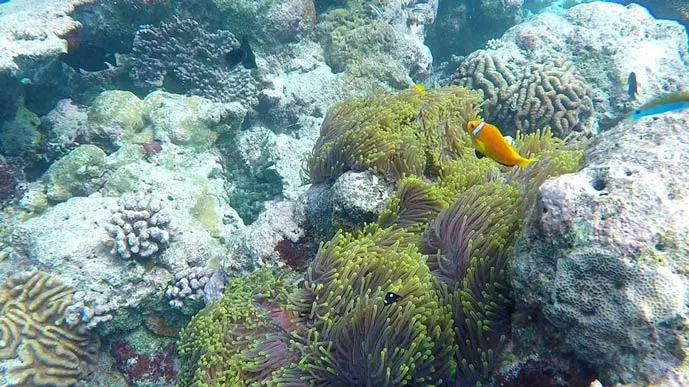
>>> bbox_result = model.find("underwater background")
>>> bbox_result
[1,0,689,386]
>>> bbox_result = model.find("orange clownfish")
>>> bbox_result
[465,120,531,168]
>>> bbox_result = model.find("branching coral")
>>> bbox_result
[0,272,100,386]
[176,268,299,387]
[283,226,457,386]
[130,17,258,106]
[452,51,593,138]
[304,86,481,183]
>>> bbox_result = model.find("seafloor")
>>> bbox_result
[1,0,689,386]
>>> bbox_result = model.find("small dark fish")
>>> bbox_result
[632,91,689,121]
[225,36,256,70]
[383,292,403,306]
[0,0,9,4]
[627,72,638,99]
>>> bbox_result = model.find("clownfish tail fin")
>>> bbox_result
[516,157,532,168]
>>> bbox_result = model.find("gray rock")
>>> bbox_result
[225,200,305,273]
[511,110,689,385]
[329,171,393,231]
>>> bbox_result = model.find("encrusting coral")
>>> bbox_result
[304,86,481,183]
[0,272,100,386]
[130,17,258,107]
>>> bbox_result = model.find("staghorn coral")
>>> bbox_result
[176,268,299,387]
[105,191,172,261]
[452,51,593,138]
[0,271,99,386]
[282,226,457,386]
[130,17,258,107]
[305,86,481,183]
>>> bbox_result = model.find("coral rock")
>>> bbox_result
[511,111,689,385]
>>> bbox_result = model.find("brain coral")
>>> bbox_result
[0,272,99,386]
[130,17,258,107]
[452,51,593,138]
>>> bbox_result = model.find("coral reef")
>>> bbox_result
[43,144,109,202]
[111,339,177,386]
[511,110,689,385]
[452,2,689,133]
[0,0,95,117]
[0,271,100,386]
[83,90,149,151]
[305,86,480,183]
[452,52,593,138]
[106,191,172,261]
[0,105,42,156]
[0,160,25,205]
[317,0,434,88]
[129,17,258,107]
[225,200,305,272]
[615,0,689,28]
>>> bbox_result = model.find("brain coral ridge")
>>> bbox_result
[0,272,99,387]
[452,51,594,138]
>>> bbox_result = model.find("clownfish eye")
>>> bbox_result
[468,122,476,129]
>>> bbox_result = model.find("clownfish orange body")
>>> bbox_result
[465,120,531,168]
